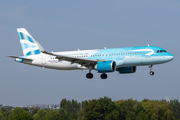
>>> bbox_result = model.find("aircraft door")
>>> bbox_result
[41,54,47,66]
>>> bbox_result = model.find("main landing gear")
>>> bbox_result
[101,73,107,79]
[86,73,108,79]
[86,67,93,79]
[86,73,93,79]
[149,65,154,76]
[86,67,108,79]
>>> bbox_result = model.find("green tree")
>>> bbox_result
[169,99,180,120]
[142,100,175,120]
[45,109,56,120]
[0,108,5,119]
[32,108,38,116]
[0,112,6,120]
[98,97,122,120]
[136,110,149,120]
[23,108,29,112]
[105,109,121,120]
[33,113,40,120]
[37,109,45,120]
[84,99,103,120]
[14,111,33,120]
[60,98,80,119]
[114,99,138,120]
[5,109,12,120]
[135,103,150,120]
[57,108,68,120]
[9,107,24,120]
[50,108,68,120]
[77,108,85,120]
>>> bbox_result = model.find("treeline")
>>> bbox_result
[0,97,180,120]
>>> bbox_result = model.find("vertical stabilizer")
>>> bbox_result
[17,28,41,56]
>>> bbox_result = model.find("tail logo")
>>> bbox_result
[17,28,40,56]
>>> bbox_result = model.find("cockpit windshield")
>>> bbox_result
[157,50,167,53]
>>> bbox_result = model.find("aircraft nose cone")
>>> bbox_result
[167,54,174,61]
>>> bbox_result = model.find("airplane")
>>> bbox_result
[8,28,174,79]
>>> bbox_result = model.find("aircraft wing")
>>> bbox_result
[36,41,99,67]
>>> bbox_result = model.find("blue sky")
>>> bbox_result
[0,0,180,106]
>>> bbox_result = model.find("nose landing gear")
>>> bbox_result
[149,65,154,76]
[150,71,154,75]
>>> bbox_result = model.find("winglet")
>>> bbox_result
[36,41,45,52]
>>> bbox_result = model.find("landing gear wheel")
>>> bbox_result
[86,73,93,79]
[150,71,154,75]
[148,65,154,76]
[101,73,107,79]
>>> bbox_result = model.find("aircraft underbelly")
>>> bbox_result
[46,61,80,70]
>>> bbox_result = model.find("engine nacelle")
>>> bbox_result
[94,61,116,73]
[118,66,136,74]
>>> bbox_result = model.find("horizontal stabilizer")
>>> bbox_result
[7,56,33,61]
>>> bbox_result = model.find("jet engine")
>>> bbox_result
[94,61,116,73]
[118,66,136,74]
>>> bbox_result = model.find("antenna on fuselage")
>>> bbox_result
[104,47,106,49]
[147,44,150,46]
[78,49,80,51]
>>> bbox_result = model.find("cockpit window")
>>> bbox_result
[163,50,167,52]
[157,50,167,53]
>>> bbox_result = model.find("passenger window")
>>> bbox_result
[157,50,159,53]
[160,50,163,53]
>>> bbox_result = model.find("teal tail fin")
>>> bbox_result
[17,28,41,56]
